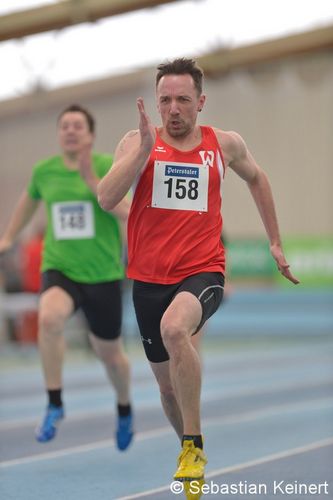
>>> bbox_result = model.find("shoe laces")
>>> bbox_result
[178,442,201,465]
[43,407,61,427]
[47,414,56,426]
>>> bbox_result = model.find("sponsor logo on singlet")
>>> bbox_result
[165,165,199,178]
[199,150,214,167]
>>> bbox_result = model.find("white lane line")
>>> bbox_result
[116,436,333,499]
[1,396,332,468]
[0,376,331,431]
[0,426,171,468]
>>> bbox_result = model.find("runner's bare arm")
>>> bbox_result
[0,190,40,254]
[77,139,99,195]
[77,139,131,221]
[97,98,155,212]
[217,130,299,285]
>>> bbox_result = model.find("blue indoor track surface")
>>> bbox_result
[1,288,332,500]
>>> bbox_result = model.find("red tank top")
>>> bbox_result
[127,126,226,284]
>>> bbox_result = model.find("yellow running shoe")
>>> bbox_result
[174,440,207,481]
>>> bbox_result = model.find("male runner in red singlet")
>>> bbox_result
[98,58,299,493]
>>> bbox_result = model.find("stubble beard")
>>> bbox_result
[166,120,191,139]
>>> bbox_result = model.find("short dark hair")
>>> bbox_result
[156,58,204,95]
[58,104,95,133]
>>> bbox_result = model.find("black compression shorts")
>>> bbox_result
[41,270,122,340]
[133,271,224,363]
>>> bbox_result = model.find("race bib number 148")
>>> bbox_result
[52,201,95,240]
[151,161,208,212]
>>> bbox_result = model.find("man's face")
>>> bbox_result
[58,111,93,155]
[156,74,205,138]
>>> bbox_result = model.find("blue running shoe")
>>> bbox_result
[116,413,134,451]
[35,405,64,443]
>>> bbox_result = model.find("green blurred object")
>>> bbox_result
[275,236,333,287]
[228,237,333,287]
[228,239,275,280]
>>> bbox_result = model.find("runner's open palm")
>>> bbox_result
[270,244,300,284]
[137,98,156,154]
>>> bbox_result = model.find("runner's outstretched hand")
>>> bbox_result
[137,98,156,154]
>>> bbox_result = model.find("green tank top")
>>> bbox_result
[27,153,124,283]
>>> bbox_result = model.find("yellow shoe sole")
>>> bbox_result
[184,479,205,500]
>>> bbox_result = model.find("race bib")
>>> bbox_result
[52,201,95,240]
[151,161,208,212]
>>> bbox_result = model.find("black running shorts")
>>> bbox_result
[41,270,122,340]
[133,272,224,363]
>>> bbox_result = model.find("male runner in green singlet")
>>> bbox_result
[0,104,133,450]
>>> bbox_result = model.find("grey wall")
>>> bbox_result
[1,51,332,239]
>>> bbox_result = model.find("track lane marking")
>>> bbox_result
[1,396,332,468]
[116,437,333,499]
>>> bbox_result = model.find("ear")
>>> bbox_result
[198,94,206,112]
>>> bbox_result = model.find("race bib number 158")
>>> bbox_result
[151,161,208,212]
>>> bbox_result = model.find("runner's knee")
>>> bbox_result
[38,307,67,334]
[160,319,188,350]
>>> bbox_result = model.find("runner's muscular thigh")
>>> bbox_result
[39,287,75,330]
[161,291,202,337]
